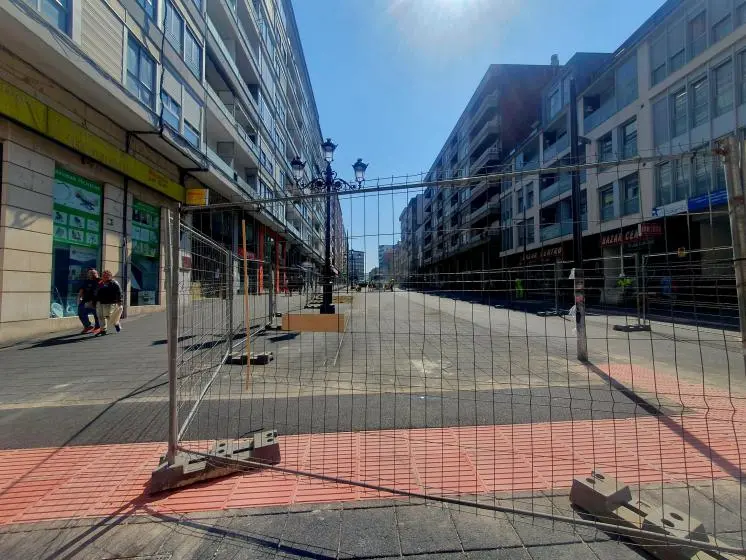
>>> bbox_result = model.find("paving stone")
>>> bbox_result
[396,504,462,556]
[339,504,400,558]
[467,547,532,559]
[587,539,653,560]
[523,542,599,560]
[450,509,523,550]
[278,509,340,558]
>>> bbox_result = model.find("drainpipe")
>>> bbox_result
[122,133,132,319]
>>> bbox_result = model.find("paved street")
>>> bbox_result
[0,289,744,558]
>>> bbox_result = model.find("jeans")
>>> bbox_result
[78,301,100,328]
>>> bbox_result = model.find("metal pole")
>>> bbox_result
[554,260,560,314]
[635,252,641,326]
[721,135,746,367]
[642,254,648,324]
[321,162,335,314]
[166,208,180,465]
[568,77,587,361]
[226,249,233,358]
[242,219,251,389]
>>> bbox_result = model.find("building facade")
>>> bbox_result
[0,0,333,342]
[348,249,364,284]
[404,0,744,306]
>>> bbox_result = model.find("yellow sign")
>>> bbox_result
[677,247,687,258]
[186,188,209,206]
[0,78,185,202]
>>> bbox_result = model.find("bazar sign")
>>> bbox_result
[520,245,564,262]
[600,223,662,247]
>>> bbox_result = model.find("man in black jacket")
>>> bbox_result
[95,270,123,335]
[78,268,101,334]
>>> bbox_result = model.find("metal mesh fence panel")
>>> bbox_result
[166,148,746,557]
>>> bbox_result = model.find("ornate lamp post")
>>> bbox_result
[291,139,368,314]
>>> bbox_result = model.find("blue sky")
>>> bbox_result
[292,0,666,273]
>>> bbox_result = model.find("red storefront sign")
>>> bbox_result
[600,223,662,248]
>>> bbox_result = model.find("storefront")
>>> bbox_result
[130,199,161,306]
[50,168,103,318]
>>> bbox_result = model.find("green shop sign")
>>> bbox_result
[52,168,102,249]
[132,200,160,258]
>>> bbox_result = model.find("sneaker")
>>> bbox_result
[114,323,121,333]
[91,328,101,335]
[81,327,93,334]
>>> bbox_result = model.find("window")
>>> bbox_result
[622,173,639,215]
[137,0,156,18]
[713,14,732,43]
[673,158,690,201]
[656,162,672,205]
[739,2,746,26]
[517,190,524,213]
[671,89,688,137]
[517,218,535,246]
[549,88,561,119]
[26,0,70,33]
[714,60,734,116]
[130,200,161,306]
[668,19,686,73]
[621,119,637,158]
[598,133,613,163]
[183,120,200,148]
[693,149,711,195]
[580,190,588,230]
[127,36,155,108]
[651,36,667,85]
[192,0,202,9]
[184,29,202,79]
[689,12,707,59]
[653,97,669,146]
[165,2,184,53]
[599,185,615,221]
[526,183,534,209]
[501,227,513,251]
[741,52,746,105]
[616,54,638,108]
[691,77,709,126]
[51,168,103,318]
[161,91,181,130]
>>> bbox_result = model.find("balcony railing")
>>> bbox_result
[542,134,569,164]
[518,156,539,172]
[584,97,616,133]
[539,173,571,203]
[540,221,573,242]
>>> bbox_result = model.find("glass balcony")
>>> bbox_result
[539,173,571,203]
[583,97,616,133]
[542,134,569,163]
[540,221,573,242]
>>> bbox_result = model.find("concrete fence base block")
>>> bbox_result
[150,430,280,494]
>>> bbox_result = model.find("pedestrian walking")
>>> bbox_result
[95,270,123,335]
[78,268,101,334]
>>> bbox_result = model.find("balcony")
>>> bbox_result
[583,97,616,133]
[542,134,569,164]
[540,221,573,242]
[470,143,501,175]
[539,173,571,204]
[518,156,539,172]
[471,91,498,125]
[470,116,500,148]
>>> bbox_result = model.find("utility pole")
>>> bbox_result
[568,78,587,361]
[721,135,746,371]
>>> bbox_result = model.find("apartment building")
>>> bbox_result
[348,249,364,284]
[405,0,744,305]
[0,0,331,342]
[415,64,558,280]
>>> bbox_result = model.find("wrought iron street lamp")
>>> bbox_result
[291,140,368,314]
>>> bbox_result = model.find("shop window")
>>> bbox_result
[50,168,103,318]
[130,200,161,306]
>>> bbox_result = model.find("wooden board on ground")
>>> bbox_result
[332,295,354,304]
[282,313,346,333]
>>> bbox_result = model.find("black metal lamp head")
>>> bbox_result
[353,158,368,183]
[322,138,337,163]
[291,156,305,181]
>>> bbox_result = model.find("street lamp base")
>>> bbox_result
[319,303,336,314]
